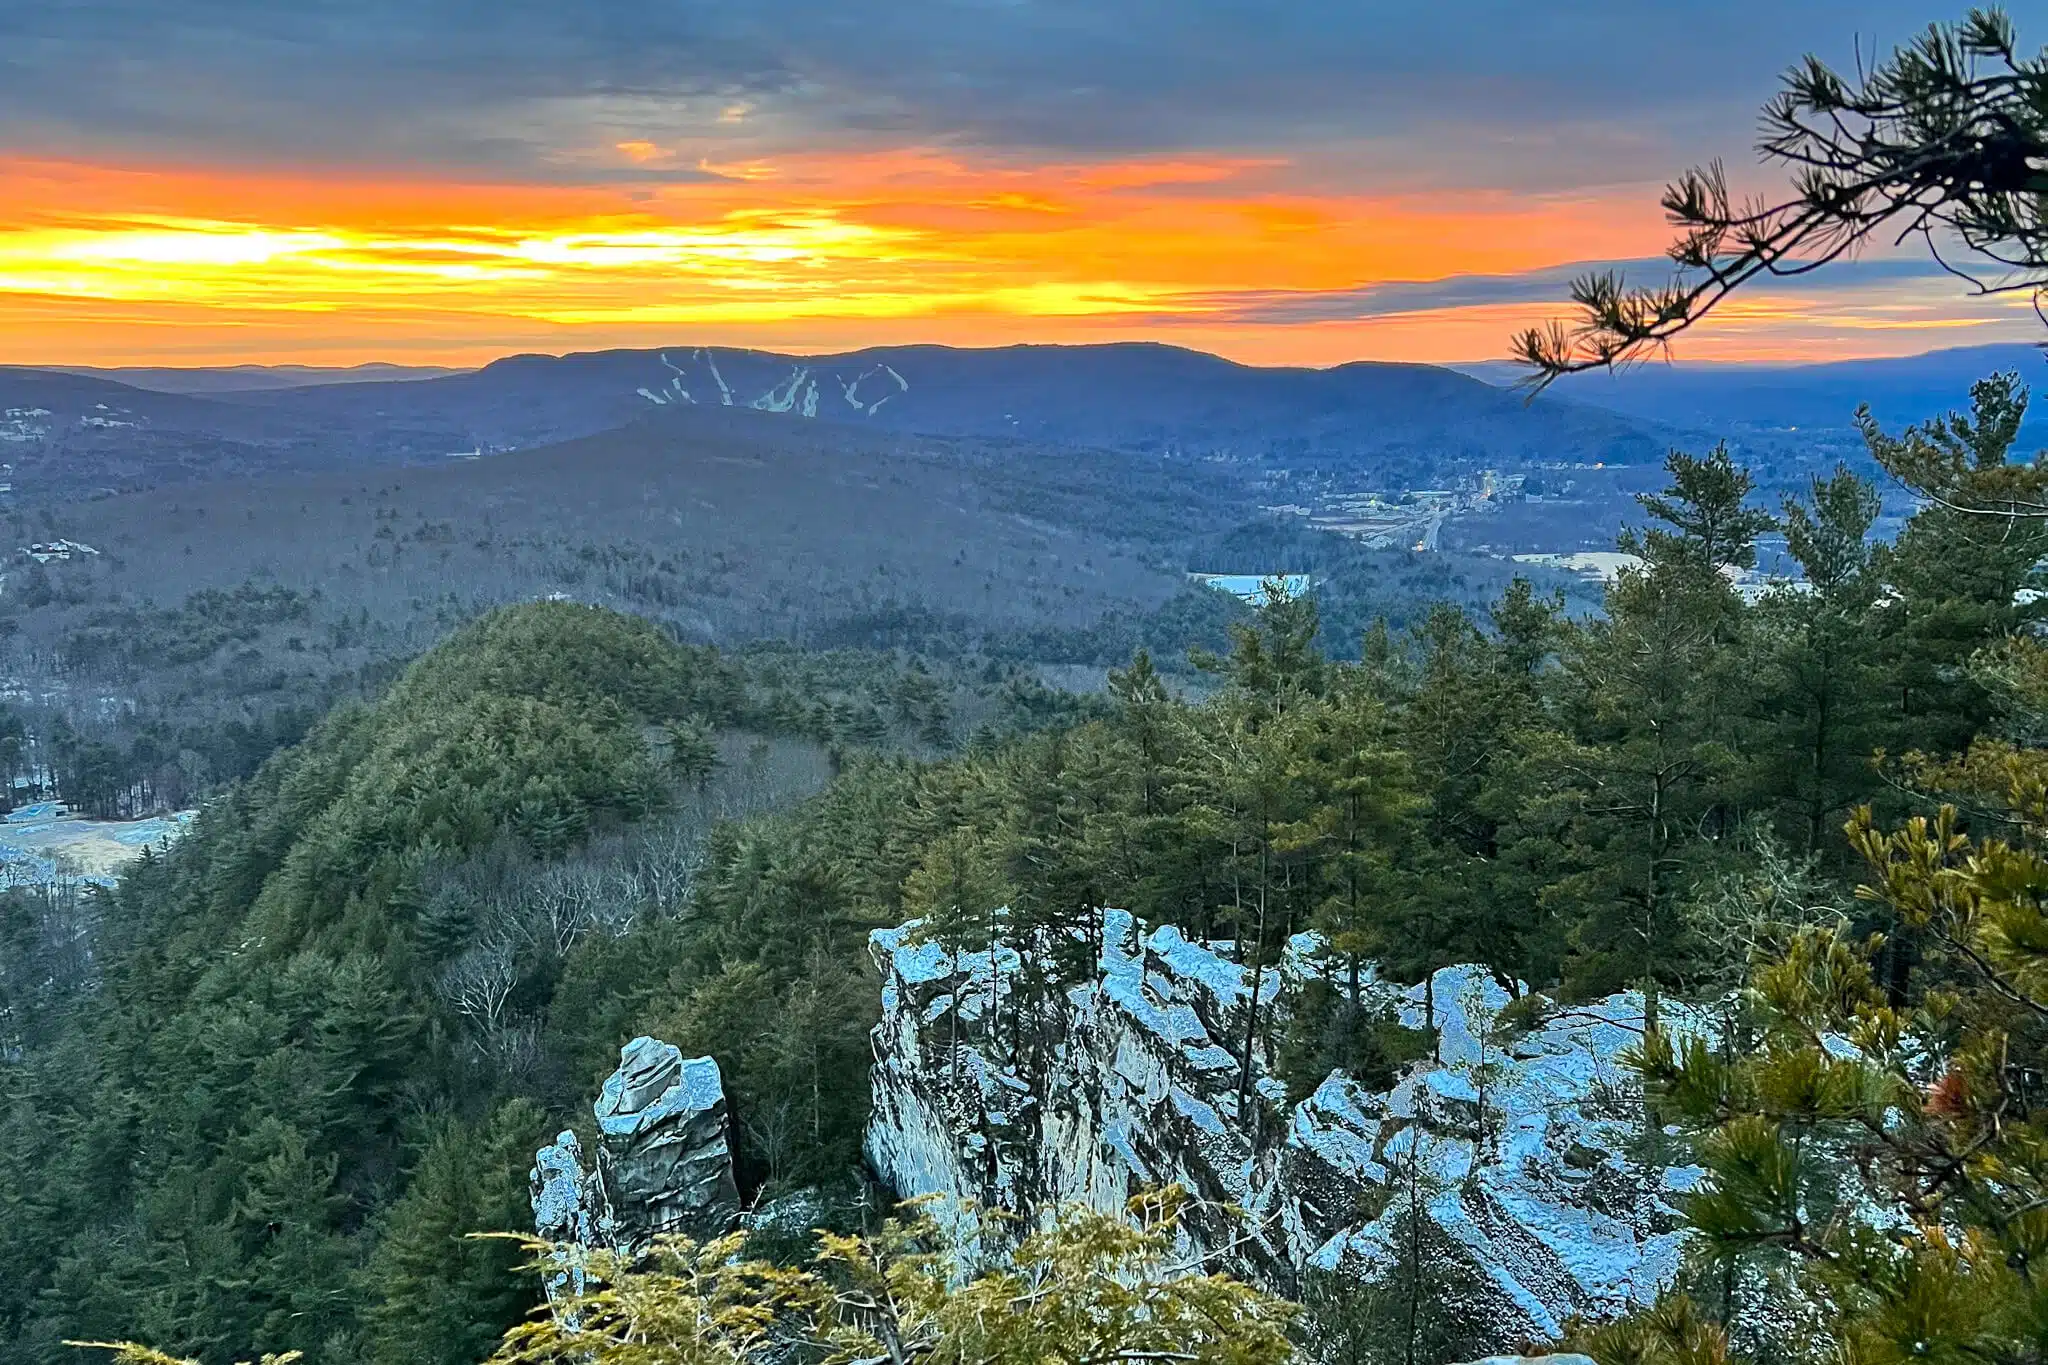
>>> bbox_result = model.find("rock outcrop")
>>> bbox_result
[530,1128,614,1304]
[595,1037,743,1245]
[865,910,1711,1345]
[529,1036,741,1283]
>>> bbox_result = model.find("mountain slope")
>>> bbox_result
[0,603,810,1365]
[34,403,1226,650]
[231,342,1666,471]
[49,363,465,396]
[1,367,296,442]
[0,367,488,498]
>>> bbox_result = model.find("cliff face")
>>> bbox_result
[865,910,1711,1345]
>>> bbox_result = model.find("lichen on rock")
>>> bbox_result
[528,1129,614,1304]
[595,1037,742,1245]
[864,909,1713,1346]
[529,1036,741,1278]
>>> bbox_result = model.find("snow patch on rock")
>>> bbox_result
[529,1036,741,1292]
[865,910,1709,1344]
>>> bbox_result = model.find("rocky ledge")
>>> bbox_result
[864,910,1712,1345]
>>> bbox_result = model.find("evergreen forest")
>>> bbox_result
[4,365,2048,1363]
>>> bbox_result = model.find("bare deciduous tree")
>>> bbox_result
[441,935,518,1054]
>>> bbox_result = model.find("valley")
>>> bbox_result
[0,338,2031,844]
[0,335,2043,1365]
[4,443,2012,1362]
[0,343,1666,829]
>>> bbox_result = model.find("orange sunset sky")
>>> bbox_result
[2,2,2039,369]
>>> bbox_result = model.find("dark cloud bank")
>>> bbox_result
[1,1,1954,189]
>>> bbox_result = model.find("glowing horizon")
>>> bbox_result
[6,0,2042,373]
[4,146,2038,372]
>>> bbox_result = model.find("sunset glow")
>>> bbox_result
[5,0,2040,371]
[4,146,2034,369]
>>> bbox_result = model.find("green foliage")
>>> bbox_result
[392,605,733,726]
[489,1188,1296,1365]
[663,718,719,788]
[1630,443,1775,574]
[363,1100,546,1365]
[0,602,853,1365]
[25,368,2048,1365]
[64,584,317,673]
[1745,466,1886,854]
[1293,1135,1495,1365]
[1866,374,2048,756]
[1274,978,1432,1104]
[1579,412,2048,1363]
[1566,1296,1727,1365]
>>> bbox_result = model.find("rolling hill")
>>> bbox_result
[17,402,1240,665]
[18,340,2043,512]
[0,343,1670,504]
[51,362,465,395]
[227,341,1667,473]
[0,366,521,500]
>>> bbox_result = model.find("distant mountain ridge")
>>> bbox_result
[227,340,1665,471]
[11,338,2043,506]
[49,362,466,395]
[1457,342,2048,438]
[0,365,509,498]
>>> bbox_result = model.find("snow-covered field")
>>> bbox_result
[0,802,193,887]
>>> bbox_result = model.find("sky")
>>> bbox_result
[1,1,2040,369]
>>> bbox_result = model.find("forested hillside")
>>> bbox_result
[7,368,2045,1364]
[0,396,1606,823]
[0,603,1094,1363]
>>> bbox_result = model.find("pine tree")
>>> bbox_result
[362,1100,543,1365]
[1866,373,2048,758]
[1594,628,2048,1364]
[1287,679,1416,1025]
[231,1119,354,1358]
[1747,466,1884,855]
[1548,449,1764,1015]
[664,717,720,790]
[1632,443,1777,576]
[1516,10,2048,382]
[903,827,1012,1083]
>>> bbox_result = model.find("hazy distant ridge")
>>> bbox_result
[1456,342,2048,436]
[49,362,468,396]
[223,340,1667,470]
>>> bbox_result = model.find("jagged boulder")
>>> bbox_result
[865,910,1710,1346]
[530,1037,741,1270]
[529,1129,614,1303]
[596,1036,743,1244]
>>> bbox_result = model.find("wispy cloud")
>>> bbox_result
[1,1,2036,365]
[0,152,1675,363]
[1192,255,1969,324]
